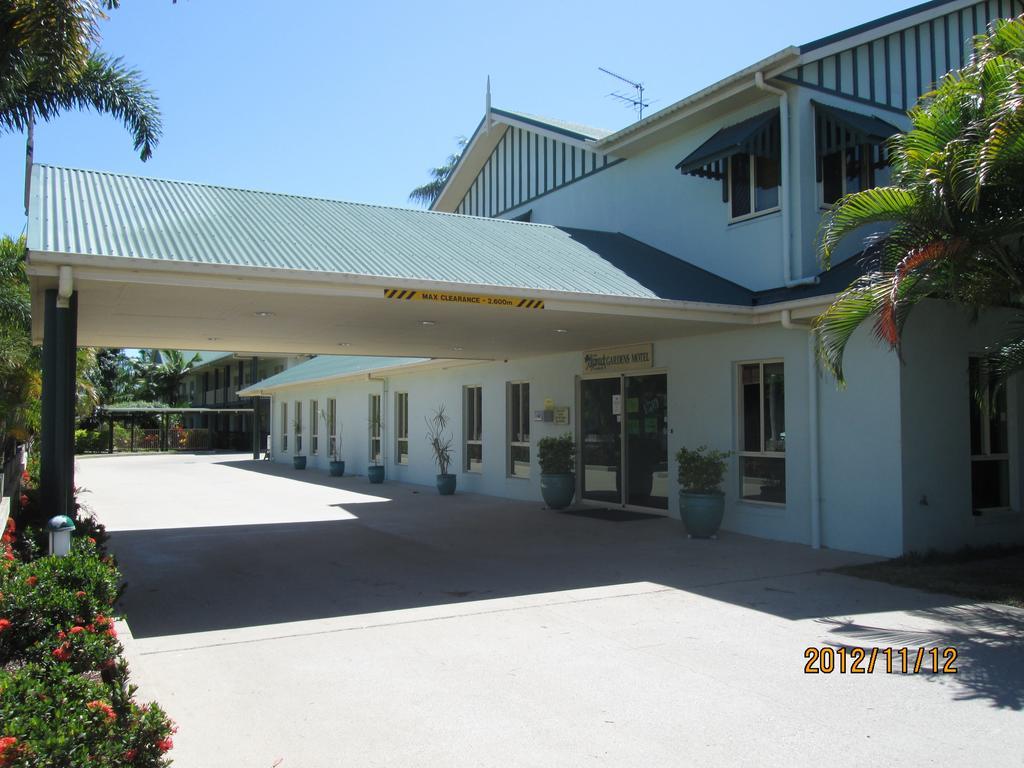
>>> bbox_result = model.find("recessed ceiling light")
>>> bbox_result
[420,320,436,327]
[554,329,569,334]
[337,342,351,347]
[207,337,219,341]
[253,311,274,318]
[451,346,464,351]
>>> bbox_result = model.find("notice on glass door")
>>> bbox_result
[611,394,622,415]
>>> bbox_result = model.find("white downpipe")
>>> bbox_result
[754,72,819,289]
[57,265,73,308]
[780,309,822,549]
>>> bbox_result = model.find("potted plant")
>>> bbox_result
[425,405,456,495]
[292,416,306,470]
[538,433,575,509]
[367,412,384,484]
[676,445,731,538]
[322,408,345,477]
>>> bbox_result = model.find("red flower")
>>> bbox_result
[70,625,85,635]
[75,590,87,598]
[24,575,37,587]
[0,618,11,633]
[18,494,27,508]
[100,658,116,671]
[123,749,138,761]
[20,471,28,484]
[2,553,13,562]
[106,625,117,639]
[86,700,117,722]
[0,736,19,763]
[156,737,173,753]
[51,644,71,662]
[4,518,13,532]
[87,537,96,545]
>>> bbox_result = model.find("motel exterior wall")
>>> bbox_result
[263,323,936,558]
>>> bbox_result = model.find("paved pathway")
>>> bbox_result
[79,453,1024,768]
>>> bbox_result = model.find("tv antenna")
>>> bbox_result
[599,67,650,120]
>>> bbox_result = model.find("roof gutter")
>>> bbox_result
[753,72,818,289]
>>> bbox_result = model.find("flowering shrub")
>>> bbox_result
[0,663,175,767]
[0,540,121,672]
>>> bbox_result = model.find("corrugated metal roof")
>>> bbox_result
[30,164,685,300]
[238,355,430,394]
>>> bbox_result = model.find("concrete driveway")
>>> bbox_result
[78,453,1024,768]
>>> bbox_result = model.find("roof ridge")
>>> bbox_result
[33,163,556,229]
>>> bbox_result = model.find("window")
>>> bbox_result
[969,358,1011,513]
[464,385,483,472]
[729,151,780,220]
[369,394,382,463]
[820,144,876,205]
[327,398,337,458]
[310,399,319,455]
[280,401,288,453]
[508,382,530,478]
[395,392,409,465]
[738,361,786,503]
[294,400,302,453]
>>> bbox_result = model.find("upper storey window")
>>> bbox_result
[814,101,898,206]
[675,109,781,222]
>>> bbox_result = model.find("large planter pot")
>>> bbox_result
[680,491,725,538]
[292,455,307,470]
[436,473,457,495]
[367,465,385,484]
[540,473,576,510]
[329,460,346,477]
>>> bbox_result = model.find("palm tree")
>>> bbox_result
[150,350,200,406]
[409,137,467,207]
[0,235,39,443]
[0,1,161,160]
[815,16,1024,384]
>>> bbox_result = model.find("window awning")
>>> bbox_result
[675,109,780,180]
[813,101,900,179]
[813,100,900,154]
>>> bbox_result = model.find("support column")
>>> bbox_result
[39,289,77,517]
[108,413,114,454]
[252,401,260,459]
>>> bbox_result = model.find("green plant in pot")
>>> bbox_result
[538,433,575,510]
[292,416,306,470]
[676,445,731,538]
[367,412,384,484]
[322,408,345,477]
[425,405,456,495]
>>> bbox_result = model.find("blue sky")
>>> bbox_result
[0,0,917,236]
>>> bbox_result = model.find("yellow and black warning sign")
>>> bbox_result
[383,288,544,310]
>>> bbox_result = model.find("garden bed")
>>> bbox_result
[1,470,175,767]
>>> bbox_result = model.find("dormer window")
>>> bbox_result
[814,101,898,206]
[675,109,781,222]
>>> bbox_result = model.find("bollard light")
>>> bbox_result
[46,515,76,557]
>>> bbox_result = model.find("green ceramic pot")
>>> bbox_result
[367,465,385,484]
[540,473,576,510]
[436,474,457,495]
[680,491,724,538]
[329,460,345,477]
[292,456,307,470]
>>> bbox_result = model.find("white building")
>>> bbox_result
[27,0,1024,557]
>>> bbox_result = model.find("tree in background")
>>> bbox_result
[149,349,199,405]
[815,17,1024,384]
[89,347,133,406]
[408,137,467,207]
[0,235,39,451]
[0,0,161,160]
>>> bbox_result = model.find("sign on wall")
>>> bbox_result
[383,288,544,310]
[583,343,653,373]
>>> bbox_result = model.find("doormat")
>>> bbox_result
[558,507,664,522]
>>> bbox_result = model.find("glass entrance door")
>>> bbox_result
[624,374,668,509]
[580,377,622,504]
[579,372,668,509]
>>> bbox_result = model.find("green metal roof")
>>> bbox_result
[238,355,430,394]
[29,164,685,301]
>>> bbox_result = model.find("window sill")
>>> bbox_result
[506,474,530,481]
[736,499,786,512]
[728,207,781,226]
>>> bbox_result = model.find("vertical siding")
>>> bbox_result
[781,0,1024,112]
[456,125,617,218]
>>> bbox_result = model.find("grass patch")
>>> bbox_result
[836,545,1024,608]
